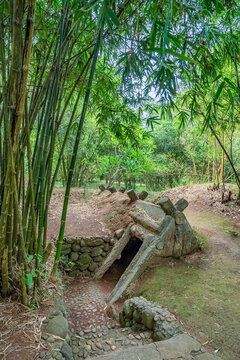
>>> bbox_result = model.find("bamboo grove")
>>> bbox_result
[0,0,240,304]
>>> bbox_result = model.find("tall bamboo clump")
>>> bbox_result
[0,0,103,304]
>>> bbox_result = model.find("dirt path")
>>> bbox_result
[185,208,240,258]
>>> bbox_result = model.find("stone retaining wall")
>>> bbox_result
[61,236,115,277]
[119,296,183,341]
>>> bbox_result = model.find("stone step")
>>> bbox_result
[88,333,221,360]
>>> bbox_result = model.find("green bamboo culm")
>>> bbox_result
[51,16,105,278]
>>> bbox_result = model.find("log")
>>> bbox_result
[158,197,175,215]
[127,189,138,202]
[138,190,149,200]
[175,198,189,212]
[108,186,117,193]
[130,212,159,233]
[99,184,105,192]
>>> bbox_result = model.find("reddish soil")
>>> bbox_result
[47,188,135,240]
[157,183,240,222]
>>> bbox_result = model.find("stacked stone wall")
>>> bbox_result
[61,236,115,277]
[119,296,183,341]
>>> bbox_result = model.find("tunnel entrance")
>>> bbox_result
[103,236,143,282]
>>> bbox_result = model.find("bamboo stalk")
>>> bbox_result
[1,246,9,297]
[51,17,105,278]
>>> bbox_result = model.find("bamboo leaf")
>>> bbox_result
[105,5,119,26]
[25,273,33,287]
[165,49,197,64]
[214,81,225,102]
[27,255,34,262]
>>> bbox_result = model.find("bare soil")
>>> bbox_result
[47,188,135,240]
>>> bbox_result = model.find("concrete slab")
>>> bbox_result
[88,334,221,360]
[136,200,165,222]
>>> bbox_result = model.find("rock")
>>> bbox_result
[81,247,91,253]
[103,343,111,352]
[47,336,55,343]
[109,238,115,246]
[91,247,103,257]
[115,229,124,239]
[88,262,98,272]
[72,244,81,252]
[46,313,68,339]
[142,309,154,330]
[79,263,89,271]
[94,256,103,262]
[69,269,81,277]
[80,239,86,247]
[123,301,133,319]
[66,238,74,244]
[70,252,79,261]
[39,351,46,358]
[103,244,110,252]
[62,244,72,250]
[84,345,91,351]
[78,253,92,265]
[61,343,73,360]
[87,238,104,247]
[61,248,71,256]
[133,309,142,323]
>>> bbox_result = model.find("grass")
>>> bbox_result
[137,246,240,360]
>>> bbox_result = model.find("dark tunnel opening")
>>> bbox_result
[103,236,143,282]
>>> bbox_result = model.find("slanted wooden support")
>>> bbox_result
[127,189,138,202]
[175,198,189,212]
[138,190,148,200]
[158,197,185,225]
[130,212,159,233]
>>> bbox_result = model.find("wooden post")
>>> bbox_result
[109,186,117,193]
[119,186,126,193]
[99,184,105,192]
[175,198,189,212]
[138,190,148,200]
[127,189,138,202]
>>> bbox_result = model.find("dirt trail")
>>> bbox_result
[185,208,240,258]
